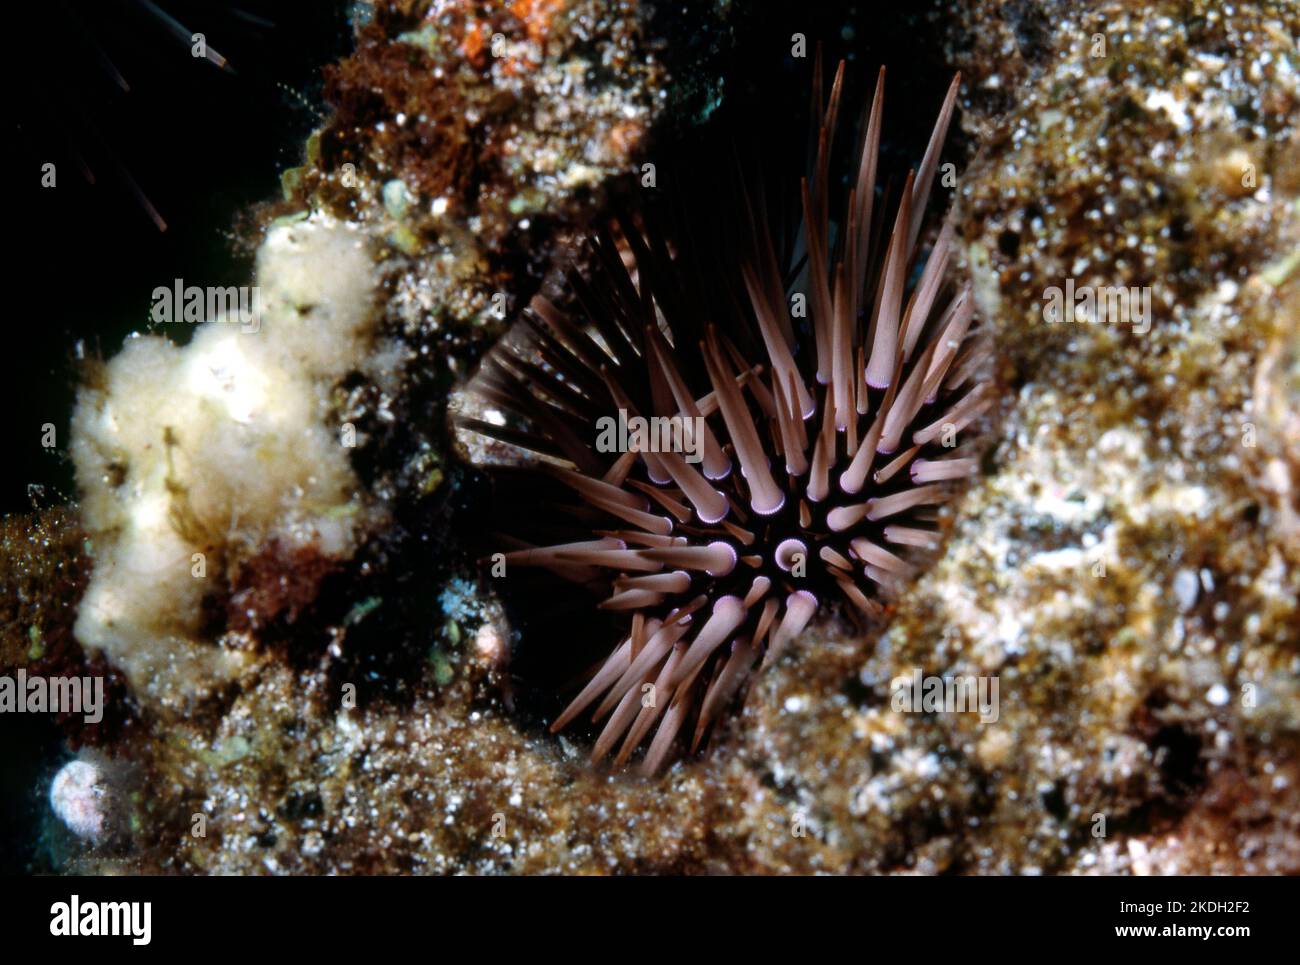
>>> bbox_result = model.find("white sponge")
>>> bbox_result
[71,214,382,708]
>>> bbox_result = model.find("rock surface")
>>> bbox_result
[11,0,1298,874]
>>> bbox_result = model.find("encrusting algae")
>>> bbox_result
[1,0,1297,875]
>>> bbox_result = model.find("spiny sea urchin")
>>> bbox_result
[462,61,993,775]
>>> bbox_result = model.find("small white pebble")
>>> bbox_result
[49,759,107,841]
[1173,569,1199,610]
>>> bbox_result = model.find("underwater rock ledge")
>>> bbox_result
[5,0,1297,874]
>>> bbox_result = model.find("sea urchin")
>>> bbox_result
[462,62,993,774]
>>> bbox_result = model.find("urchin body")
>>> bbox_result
[466,63,992,774]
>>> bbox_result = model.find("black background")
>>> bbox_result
[3,0,356,517]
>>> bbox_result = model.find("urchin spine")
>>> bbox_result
[467,63,992,774]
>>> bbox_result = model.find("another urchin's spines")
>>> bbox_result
[463,63,992,774]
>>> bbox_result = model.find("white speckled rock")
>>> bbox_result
[49,759,108,842]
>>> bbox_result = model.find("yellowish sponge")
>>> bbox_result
[71,214,382,709]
